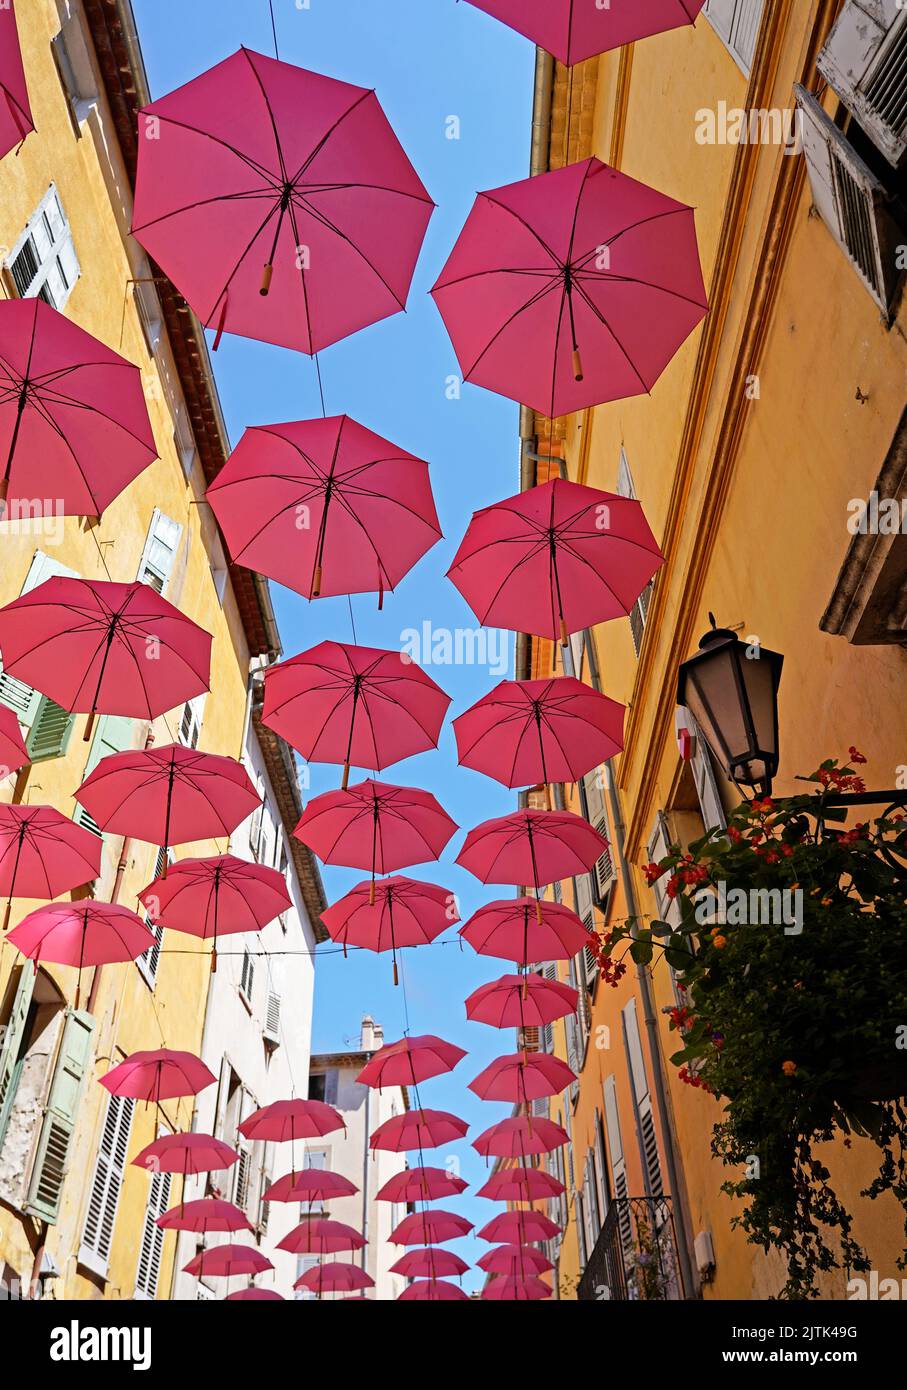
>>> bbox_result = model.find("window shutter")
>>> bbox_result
[614,451,654,655]
[0,965,36,1150]
[137,847,168,990]
[540,963,558,1052]
[691,723,727,832]
[593,1108,610,1220]
[79,1092,134,1275]
[795,83,902,314]
[134,1158,172,1299]
[136,511,182,594]
[323,1068,339,1107]
[603,1074,633,1253]
[178,695,205,749]
[263,988,281,1047]
[817,1,907,167]
[26,1008,95,1223]
[75,715,134,837]
[240,948,255,1004]
[233,1145,252,1212]
[26,697,76,762]
[584,1150,600,1244]
[622,999,664,1200]
[704,0,765,75]
[6,186,80,309]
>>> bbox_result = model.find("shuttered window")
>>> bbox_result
[26,1009,95,1223]
[134,1140,172,1299]
[136,848,169,990]
[703,0,765,76]
[603,1074,634,1255]
[0,965,36,1153]
[6,186,80,309]
[616,449,655,656]
[79,1092,134,1276]
[75,714,134,837]
[239,948,255,1006]
[817,2,907,168]
[136,510,182,594]
[622,998,664,1200]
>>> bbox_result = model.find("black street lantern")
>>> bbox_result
[676,617,783,798]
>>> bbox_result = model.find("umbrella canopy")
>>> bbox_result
[356,1034,466,1090]
[465,972,578,1030]
[0,579,211,731]
[262,641,450,788]
[0,1,33,160]
[453,676,623,796]
[294,780,457,884]
[457,808,608,894]
[182,1244,272,1279]
[477,1244,554,1277]
[207,415,441,602]
[226,1289,283,1301]
[468,1052,576,1104]
[0,298,156,514]
[370,1107,469,1153]
[138,855,291,952]
[390,1209,474,1246]
[477,1210,560,1244]
[239,1098,345,1144]
[157,1199,252,1234]
[322,875,457,985]
[376,1166,468,1204]
[277,1219,365,1255]
[463,0,706,65]
[132,49,433,354]
[295,1262,374,1295]
[131,1132,239,1176]
[0,804,102,930]
[448,478,663,647]
[477,1166,565,1202]
[398,1279,469,1302]
[473,1116,569,1159]
[0,706,28,778]
[263,1169,357,1204]
[389,1247,469,1279]
[75,744,260,856]
[100,1049,216,1102]
[460,897,593,966]
[431,157,707,421]
[9,902,154,977]
[481,1275,552,1301]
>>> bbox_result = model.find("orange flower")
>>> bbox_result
[782,1060,797,1076]
[712,934,727,950]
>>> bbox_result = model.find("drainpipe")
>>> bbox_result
[582,629,697,1300]
[360,1065,371,1273]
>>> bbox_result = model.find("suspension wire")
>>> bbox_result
[268,0,280,59]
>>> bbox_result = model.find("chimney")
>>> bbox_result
[360,1015,382,1052]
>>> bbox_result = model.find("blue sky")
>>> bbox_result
[133,0,535,1291]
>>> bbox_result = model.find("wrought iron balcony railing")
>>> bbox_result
[577,1195,683,1301]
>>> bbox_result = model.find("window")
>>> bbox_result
[239,948,255,1007]
[703,0,765,77]
[79,1091,134,1276]
[0,551,79,760]
[136,848,169,991]
[136,510,182,594]
[616,449,655,656]
[134,1130,172,1299]
[75,715,134,837]
[308,1069,339,1106]
[622,999,664,1200]
[173,407,197,478]
[5,186,80,309]
[581,766,616,904]
[603,1074,634,1259]
[795,84,903,314]
[133,279,163,355]
[263,988,281,1048]
[295,1255,319,1301]
[817,2,907,168]
[178,695,205,750]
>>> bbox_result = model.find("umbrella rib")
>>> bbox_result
[460,276,564,383]
[131,188,277,238]
[134,111,282,193]
[292,88,374,182]
[202,199,285,333]
[287,194,409,312]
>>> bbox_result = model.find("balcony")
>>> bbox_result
[577,1196,684,1301]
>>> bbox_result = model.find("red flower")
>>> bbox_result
[848,746,867,765]
[642,862,663,885]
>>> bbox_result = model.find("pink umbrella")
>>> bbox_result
[390,1210,473,1246]
[294,780,457,894]
[457,808,608,924]
[465,973,578,1030]
[370,1108,469,1153]
[138,854,291,967]
[0,706,28,778]
[376,1167,468,1204]
[398,1279,469,1302]
[75,744,260,860]
[157,1199,252,1233]
[448,478,663,647]
[357,1034,466,1090]
[431,158,707,421]
[464,0,706,65]
[478,1210,560,1244]
[182,1244,272,1279]
[131,1132,239,1176]
[0,298,157,514]
[295,1262,374,1295]
[453,677,624,803]
[460,897,593,966]
[100,1049,216,1102]
[477,1245,554,1277]
[263,1169,357,1204]
[226,1289,284,1301]
[0,579,211,737]
[132,50,433,354]
[477,1167,565,1202]
[389,1247,469,1279]
[239,1098,345,1144]
[278,1219,365,1255]
[468,1052,576,1105]
[9,902,154,1004]
[481,1275,551,1301]
[473,1116,569,1159]
[262,641,450,788]
[0,1,33,160]
[322,876,457,985]
[207,415,441,602]
[0,804,102,931]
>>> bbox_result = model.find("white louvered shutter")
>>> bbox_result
[79,1093,135,1276]
[817,1,907,167]
[134,1158,172,1299]
[622,998,664,1201]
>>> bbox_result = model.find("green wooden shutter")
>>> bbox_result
[75,714,134,836]
[25,1007,95,1223]
[0,965,36,1151]
[26,696,77,762]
